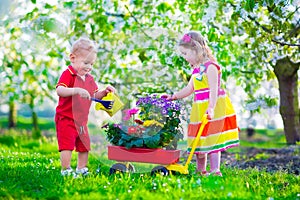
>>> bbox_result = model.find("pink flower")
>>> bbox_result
[128,126,137,134]
[123,108,140,121]
[128,108,139,115]
[123,114,131,121]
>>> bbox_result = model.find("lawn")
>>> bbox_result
[0,117,299,199]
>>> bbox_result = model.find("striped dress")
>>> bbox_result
[187,61,239,154]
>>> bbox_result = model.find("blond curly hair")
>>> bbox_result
[71,37,97,55]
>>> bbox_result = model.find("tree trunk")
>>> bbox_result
[32,111,38,130]
[8,101,17,128]
[32,111,41,139]
[273,57,300,144]
[30,96,41,139]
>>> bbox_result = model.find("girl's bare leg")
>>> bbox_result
[209,151,222,176]
[196,153,207,173]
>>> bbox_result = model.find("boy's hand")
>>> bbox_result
[105,85,115,94]
[76,88,91,99]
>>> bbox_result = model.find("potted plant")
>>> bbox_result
[103,95,183,150]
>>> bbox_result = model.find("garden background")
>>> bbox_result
[0,0,299,199]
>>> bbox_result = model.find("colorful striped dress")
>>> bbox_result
[187,61,239,154]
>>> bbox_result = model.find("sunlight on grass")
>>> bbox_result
[0,138,299,199]
[0,118,299,199]
[239,129,287,149]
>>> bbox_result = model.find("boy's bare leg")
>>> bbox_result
[60,150,72,169]
[77,151,88,169]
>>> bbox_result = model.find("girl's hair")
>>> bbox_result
[71,37,97,55]
[178,31,216,62]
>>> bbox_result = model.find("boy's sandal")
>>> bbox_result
[76,167,90,176]
[61,167,77,178]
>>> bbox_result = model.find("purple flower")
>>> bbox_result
[173,103,181,111]
[113,124,121,128]
[136,95,182,120]
[161,108,168,115]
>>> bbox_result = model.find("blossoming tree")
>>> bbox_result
[1,0,299,144]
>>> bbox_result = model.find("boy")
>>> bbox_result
[55,38,114,176]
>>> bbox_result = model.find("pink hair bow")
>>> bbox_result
[182,34,191,43]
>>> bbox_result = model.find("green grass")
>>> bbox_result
[0,132,299,199]
[238,128,287,149]
[0,147,299,200]
[0,118,299,199]
[0,116,289,147]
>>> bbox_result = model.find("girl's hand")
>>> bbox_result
[206,107,214,120]
[161,94,174,101]
[75,88,91,99]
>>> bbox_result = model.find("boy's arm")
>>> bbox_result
[94,90,107,99]
[94,85,115,99]
[56,86,90,99]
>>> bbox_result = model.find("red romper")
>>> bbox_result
[55,65,98,152]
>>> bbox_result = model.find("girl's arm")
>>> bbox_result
[206,64,219,118]
[172,77,194,100]
[56,86,90,99]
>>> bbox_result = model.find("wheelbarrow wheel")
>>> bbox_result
[151,166,169,176]
[169,170,181,175]
[127,162,135,173]
[109,163,127,175]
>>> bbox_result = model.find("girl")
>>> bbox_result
[164,31,239,176]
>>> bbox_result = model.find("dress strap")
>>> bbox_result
[203,61,221,71]
[192,61,221,75]
[203,61,222,87]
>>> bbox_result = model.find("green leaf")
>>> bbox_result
[131,138,143,147]
[144,134,160,148]
[124,141,133,149]
[31,0,36,4]
[138,50,149,62]
[156,2,173,14]
[10,28,16,34]
[44,3,53,9]
[63,1,74,8]
[208,28,216,41]
[42,69,48,76]
[121,134,132,142]
[132,0,143,7]
[245,0,255,12]
[159,54,166,65]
